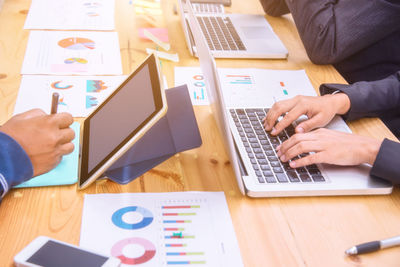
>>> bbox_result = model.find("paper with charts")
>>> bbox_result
[174,67,317,106]
[21,31,122,75]
[80,192,243,267]
[14,75,126,117]
[24,0,115,30]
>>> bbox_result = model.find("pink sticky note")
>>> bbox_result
[138,28,169,43]
[51,64,88,73]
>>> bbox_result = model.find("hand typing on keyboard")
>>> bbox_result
[263,94,350,135]
[262,94,382,169]
[276,128,381,168]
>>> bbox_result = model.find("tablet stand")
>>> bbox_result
[103,85,202,184]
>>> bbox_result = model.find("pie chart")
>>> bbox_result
[64,58,88,64]
[58,37,95,50]
[111,237,156,265]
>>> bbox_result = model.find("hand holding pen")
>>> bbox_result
[51,92,59,114]
[346,235,400,255]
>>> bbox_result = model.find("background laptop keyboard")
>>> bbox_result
[196,16,246,51]
[193,3,225,13]
[229,108,326,184]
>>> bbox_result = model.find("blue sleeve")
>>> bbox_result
[0,132,33,199]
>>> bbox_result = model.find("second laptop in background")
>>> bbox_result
[178,0,288,59]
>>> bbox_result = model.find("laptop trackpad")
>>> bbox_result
[241,27,268,39]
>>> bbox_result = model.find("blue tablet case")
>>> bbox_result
[104,84,202,184]
[15,121,80,188]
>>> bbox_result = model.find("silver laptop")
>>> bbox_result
[179,0,288,59]
[185,0,393,197]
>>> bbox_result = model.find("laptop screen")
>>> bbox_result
[185,0,246,194]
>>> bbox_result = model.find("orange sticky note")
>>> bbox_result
[138,28,169,43]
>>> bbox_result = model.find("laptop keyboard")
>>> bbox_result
[193,3,224,13]
[229,108,326,184]
[197,16,246,51]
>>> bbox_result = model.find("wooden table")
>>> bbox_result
[1,0,399,266]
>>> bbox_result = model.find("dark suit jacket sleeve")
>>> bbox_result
[319,71,400,121]
[260,0,400,64]
[370,139,400,184]
[259,0,289,16]
[319,71,400,184]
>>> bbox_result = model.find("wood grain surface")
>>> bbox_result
[0,0,399,266]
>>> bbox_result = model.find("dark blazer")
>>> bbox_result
[259,0,400,83]
[319,71,400,184]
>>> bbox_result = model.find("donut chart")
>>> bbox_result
[112,206,154,230]
[111,237,156,265]
[194,81,205,87]
[51,81,73,90]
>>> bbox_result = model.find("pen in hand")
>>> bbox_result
[345,235,400,255]
[51,92,59,114]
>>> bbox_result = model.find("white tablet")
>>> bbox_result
[78,54,167,189]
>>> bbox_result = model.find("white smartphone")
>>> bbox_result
[14,236,121,267]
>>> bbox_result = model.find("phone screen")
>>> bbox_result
[27,240,108,267]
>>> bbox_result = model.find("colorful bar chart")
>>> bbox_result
[226,74,254,85]
[161,203,208,266]
[193,88,205,100]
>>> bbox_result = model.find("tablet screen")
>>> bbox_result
[79,55,165,187]
[88,65,155,172]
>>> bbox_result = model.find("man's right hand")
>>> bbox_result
[0,109,75,177]
[263,93,351,135]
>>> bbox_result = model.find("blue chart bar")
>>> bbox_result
[167,252,183,256]
[230,82,252,84]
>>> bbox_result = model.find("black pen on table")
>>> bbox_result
[50,92,59,114]
[345,235,400,255]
